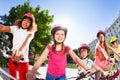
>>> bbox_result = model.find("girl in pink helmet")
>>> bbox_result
[26,25,90,80]
[0,13,37,80]
[94,30,120,80]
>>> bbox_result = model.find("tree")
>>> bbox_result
[0,2,54,56]
[88,51,94,61]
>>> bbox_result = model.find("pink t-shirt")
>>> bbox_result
[46,44,71,76]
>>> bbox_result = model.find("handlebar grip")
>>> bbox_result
[6,51,12,55]
[6,51,24,60]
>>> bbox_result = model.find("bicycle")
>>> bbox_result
[0,37,45,80]
[106,59,120,80]
[67,61,120,80]
[67,70,113,80]
[0,38,18,80]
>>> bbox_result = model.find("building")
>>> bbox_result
[89,15,120,53]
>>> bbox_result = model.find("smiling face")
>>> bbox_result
[79,48,88,59]
[21,18,31,29]
[54,30,66,43]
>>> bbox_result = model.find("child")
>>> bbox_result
[110,36,120,79]
[110,36,120,60]
[0,13,37,80]
[26,26,90,80]
[77,43,110,80]
[77,43,94,80]
[94,30,119,80]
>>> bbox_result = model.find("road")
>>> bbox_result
[0,65,78,80]
[30,65,78,79]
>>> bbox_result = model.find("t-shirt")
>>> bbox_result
[10,26,34,62]
[46,44,71,76]
[114,45,120,60]
[78,58,93,73]
[78,59,93,79]
[81,59,93,69]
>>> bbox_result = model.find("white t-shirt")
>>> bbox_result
[10,26,34,62]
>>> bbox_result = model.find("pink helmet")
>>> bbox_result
[23,13,35,22]
[78,43,90,53]
[22,13,35,27]
[96,30,105,37]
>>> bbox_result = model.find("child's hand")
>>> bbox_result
[86,68,96,74]
[11,49,24,61]
[78,66,86,74]
[26,70,36,80]
[103,71,110,77]
[108,58,115,64]
[32,22,37,32]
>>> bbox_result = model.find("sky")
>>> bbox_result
[0,0,120,49]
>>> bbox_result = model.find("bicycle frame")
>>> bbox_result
[0,67,18,80]
[108,59,120,80]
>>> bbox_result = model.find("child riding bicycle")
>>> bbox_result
[94,30,120,80]
[26,25,90,80]
[77,43,94,80]
[77,43,111,80]
[109,36,120,80]
[0,13,37,80]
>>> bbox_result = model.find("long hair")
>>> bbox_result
[99,41,110,60]
[13,19,37,32]
[51,41,67,54]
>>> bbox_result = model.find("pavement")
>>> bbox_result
[29,65,78,79]
[0,65,78,80]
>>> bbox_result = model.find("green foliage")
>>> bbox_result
[88,51,95,61]
[67,49,78,63]
[67,63,77,68]
[0,56,9,67]
[0,2,54,56]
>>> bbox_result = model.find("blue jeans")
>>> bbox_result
[46,72,66,80]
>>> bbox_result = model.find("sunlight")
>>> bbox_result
[52,16,72,29]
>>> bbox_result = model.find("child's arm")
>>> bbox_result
[19,34,32,51]
[69,49,89,71]
[26,47,49,80]
[97,44,110,60]
[108,45,120,58]
[12,34,32,61]
[92,63,109,76]
[0,24,10,32]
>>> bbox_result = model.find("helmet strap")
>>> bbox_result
[55,41,63,44]
[80,56,88,60]
[53,38,65,44]
[79,52,89,59]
